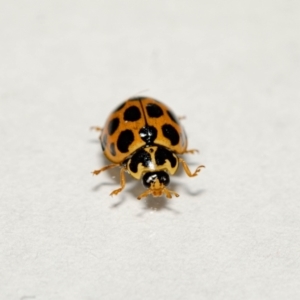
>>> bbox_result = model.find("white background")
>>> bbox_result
[1,1,300,299]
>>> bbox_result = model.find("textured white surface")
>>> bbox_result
[1,1,300,299]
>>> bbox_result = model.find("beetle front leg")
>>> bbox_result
[92,164,127,197]
[110,167,126,196]
[178,158,205,177]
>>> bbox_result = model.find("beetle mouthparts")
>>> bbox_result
[137,187,179,200]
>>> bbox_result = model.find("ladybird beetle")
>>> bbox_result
[92,97,205,200]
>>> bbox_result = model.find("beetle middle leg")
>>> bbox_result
[183,149,199,154]
[92,163,119,175]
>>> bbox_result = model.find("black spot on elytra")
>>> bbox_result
[139,126,157,145]
[146,103,163,118]
[117,130,134,153]
[124,106,141,122]
[108,118,120,135]
[167,110,179,124]
[155,147,177,168]
[162,124,179,146]
[101,134,107,151]
[110,143,116,156]
[113,102,126,113]
[129,149,151,173]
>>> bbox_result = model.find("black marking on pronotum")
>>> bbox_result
[117,130,134,153]
[101,133,107,151]
[162,124,179,146]
[110,143,116,156]
[167,110,179,124]
[139,126,157,145]
[155,147,177,168]
[129,149,151,173]
[108,118,120,135]
[123,106,141,122]
[146,103,164,118]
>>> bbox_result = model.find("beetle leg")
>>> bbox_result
[179,158,205,177]
[183,149,199,154]
[92,163,119,175]
[92,164,127,196]
[110,167,126,196]
[90,126,102,131]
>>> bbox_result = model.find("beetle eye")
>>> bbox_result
[157,171,170,186]
[142,172,157,188]
[142,171,170,188]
